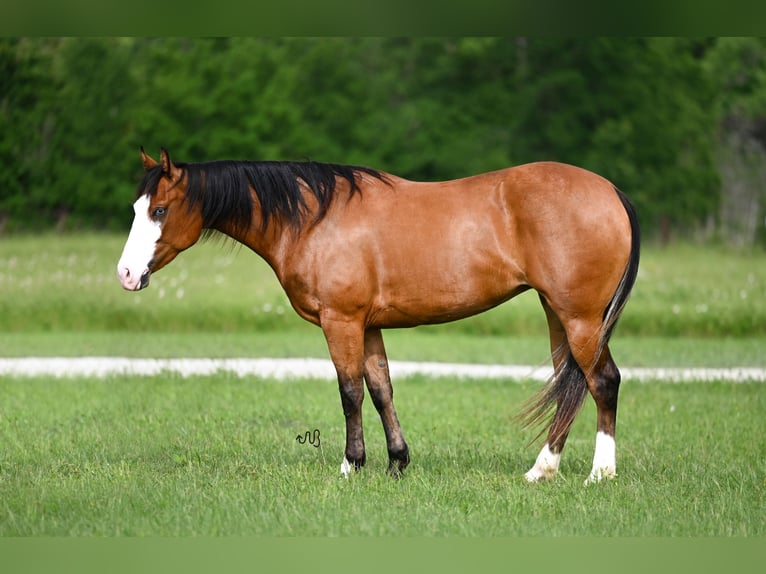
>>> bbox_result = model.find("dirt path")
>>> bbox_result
[0,357,764,382]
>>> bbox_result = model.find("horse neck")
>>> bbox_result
[213,213,292,274]
[209,183,323,277]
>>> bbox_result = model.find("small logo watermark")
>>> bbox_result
[295,428,321,448]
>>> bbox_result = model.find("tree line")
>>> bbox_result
[1,37,764,245]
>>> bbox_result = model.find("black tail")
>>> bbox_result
[598,187,641,356]
[518,345,589,447]
[518,186,641,446]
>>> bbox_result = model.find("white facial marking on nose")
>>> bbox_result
[117,195,162,291]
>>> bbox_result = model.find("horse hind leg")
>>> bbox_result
[522,296,589,482]
[562,316,622,484]
[523,353,588,482]
[362,329,410,477]
[582,345,621,484]
[522,289,624,485]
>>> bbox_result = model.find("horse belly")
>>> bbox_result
[370,284,526,328]
[370,244,526,328]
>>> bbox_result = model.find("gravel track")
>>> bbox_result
[1,357,764,382]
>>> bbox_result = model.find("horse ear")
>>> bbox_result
[140,147,158,170]
[160,147,181,180]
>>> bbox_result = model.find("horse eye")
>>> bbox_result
[152,207,167,219]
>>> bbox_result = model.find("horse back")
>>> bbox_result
[279,162,632,328]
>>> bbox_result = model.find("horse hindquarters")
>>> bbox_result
[521,185,640,484]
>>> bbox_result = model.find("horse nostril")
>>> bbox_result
[139,269,151,289]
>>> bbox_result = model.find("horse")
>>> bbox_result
[117,148,640,484]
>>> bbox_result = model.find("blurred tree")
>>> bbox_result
[0,37,760,246]
[45,38,137,229]
[705,37,766,247]
[508,37,719,243]
[0,38,58,231]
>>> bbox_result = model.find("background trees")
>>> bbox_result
[0,37,762,246]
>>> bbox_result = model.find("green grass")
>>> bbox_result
[0,234,764,538]
[1,233,765,337]
[0,373,762,536]
[0,331,764,368]
[1,233,764,368]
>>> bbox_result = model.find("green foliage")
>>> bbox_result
[706,37,766,122]
[509,38,720,235]
[0,39,56,228]
[705,38,766,247]
[0,38,753,240]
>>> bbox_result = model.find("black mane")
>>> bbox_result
[136,159,387,233]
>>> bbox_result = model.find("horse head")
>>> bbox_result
[117,148,203,291]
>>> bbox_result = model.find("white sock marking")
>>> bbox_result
[117,195,162,290]
[340,457,354,478]
[524,443,561,482]
[585,431,616,484]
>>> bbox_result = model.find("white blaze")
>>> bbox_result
[117,195,161,291]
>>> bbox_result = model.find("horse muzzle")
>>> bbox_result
[117,265,151,291]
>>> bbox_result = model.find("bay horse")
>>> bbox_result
[117,148,640,484]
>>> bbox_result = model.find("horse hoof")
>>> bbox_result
[584,468,617,485]
[524,469,556,483]
[387,461,407,479]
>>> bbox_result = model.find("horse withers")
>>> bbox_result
[117,148,640,484]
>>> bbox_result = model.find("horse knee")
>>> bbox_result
[338,376,364,415]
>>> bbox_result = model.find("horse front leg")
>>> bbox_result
[363,329,410,477]
[321,315,367,477]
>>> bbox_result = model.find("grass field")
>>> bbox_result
[0,373,763,536]
[0,233,764,537]
[0,232,764,367]
[1,233,765,338]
